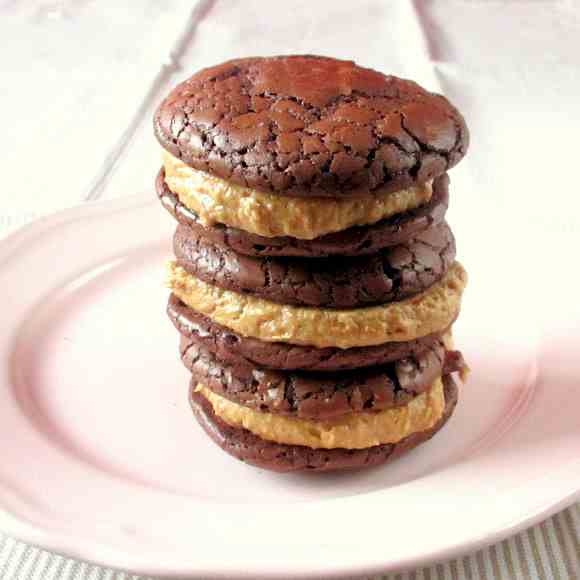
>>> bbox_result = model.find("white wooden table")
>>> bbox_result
[1,1,579,578]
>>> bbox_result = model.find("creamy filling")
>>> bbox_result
[167,261,467,349]
[196,378,445,449]
[163,151,433,240]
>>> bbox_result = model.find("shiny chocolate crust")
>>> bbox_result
[174,221,455,308]
[189,373,459,472]
[167,294,448,371]
[157,169,449,257]
[181,338,446,420]
[154,56,468,198]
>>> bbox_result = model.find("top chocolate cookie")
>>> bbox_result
[154,55,469,198]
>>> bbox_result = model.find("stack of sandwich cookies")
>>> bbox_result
[154,55,469,472]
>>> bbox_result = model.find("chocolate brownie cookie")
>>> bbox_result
[154,56,468,198]
[189,373,459,472]
[157,170,449,257]
[174,220,455,308]
[180,338,447,419]
[167,294,451,371]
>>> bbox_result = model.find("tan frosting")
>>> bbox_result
[168,261,467,349]
[162,151,433,239]
[196,378,445,449]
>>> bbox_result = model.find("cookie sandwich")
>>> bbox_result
[154,55,469,472]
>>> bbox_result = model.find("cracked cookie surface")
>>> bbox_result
[180,337,447,419]
[174,221,455,308]
[154,55,469,198]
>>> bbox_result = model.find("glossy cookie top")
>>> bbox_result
[154,55,469,198]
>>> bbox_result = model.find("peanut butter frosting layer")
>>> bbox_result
[163,151,433,240]
[195,377,445,449]
[167,261,467,349]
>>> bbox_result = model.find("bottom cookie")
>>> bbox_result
[189,374,459,473]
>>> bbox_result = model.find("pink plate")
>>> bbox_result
[0,194,578,579]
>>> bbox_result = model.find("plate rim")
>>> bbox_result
[1,484,578,579]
